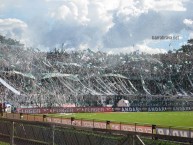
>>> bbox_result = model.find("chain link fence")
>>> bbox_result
[0,118,145,145]
[0,115,192,145]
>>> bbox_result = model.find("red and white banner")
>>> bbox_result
[47,117,62,124]
[110,123,121,130]
[62,118,72,125]
[121,124,152,133]
[110,123,152,133]
[94,122,106,129]
[16,107,113,114]
[82,120,94,128]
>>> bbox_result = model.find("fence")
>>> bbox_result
[0,117,146,145]
[2,113,193,141]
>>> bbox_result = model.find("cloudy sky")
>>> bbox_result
[0,0,193,54]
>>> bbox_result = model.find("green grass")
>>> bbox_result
[47,111,193,128]
[0,141,9,145]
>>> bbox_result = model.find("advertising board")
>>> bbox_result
[157,128,193,138]
[16,107,113,114]
[114,106,192,112]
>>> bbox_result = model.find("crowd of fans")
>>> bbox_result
[0,39,193,107]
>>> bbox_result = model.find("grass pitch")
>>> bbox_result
[48,111,193,128]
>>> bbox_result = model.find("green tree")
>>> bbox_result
[177,39,193,53]
[0,34,22,46]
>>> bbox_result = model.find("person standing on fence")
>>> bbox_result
[152,125,157,140]
[106,121,111,130]
[71,117,76,125]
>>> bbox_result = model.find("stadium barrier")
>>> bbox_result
[0,118,144,145]
[156,127,193,138]
[1,112,193,139]
[16,106,193,114]
[114,106,193,112]
[12,106,193,139]
[45,116,153,133]
[16,107,113,114]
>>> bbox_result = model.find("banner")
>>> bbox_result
[114,107,142,112]
[147,107,167,112]
[114,106,193,112]
[46,116,151,133]
[110,123,121,130]
[121,124,152,133]
[94,122,106,129]
[157,128,193,138]
[16,106,193,114]
[172,107,191,111]
[109,123,152,133]
[16,107,113,114]
[82,120,94,128]
[47,117,62,124]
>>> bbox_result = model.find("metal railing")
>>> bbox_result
[1,113,193,140]
[0,117,145,145]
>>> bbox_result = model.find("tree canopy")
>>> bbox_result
[0,35,23,46]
